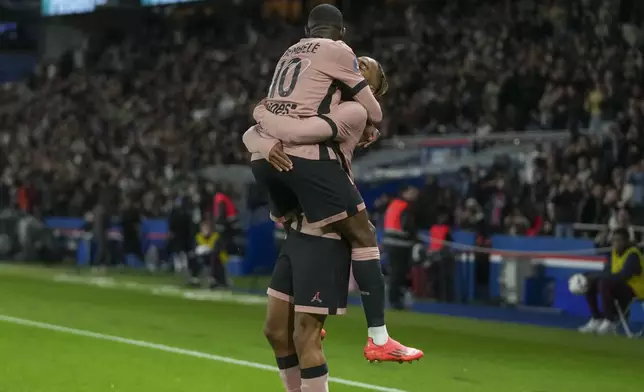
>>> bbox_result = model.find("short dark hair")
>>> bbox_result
[307,4,343,30]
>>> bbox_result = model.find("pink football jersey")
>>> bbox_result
[265,38,365,118]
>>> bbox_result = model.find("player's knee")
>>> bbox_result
[264,311,292,348]
[264,322,290,348]
[292,314,323,353]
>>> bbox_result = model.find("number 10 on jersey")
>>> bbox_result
[268,58,303,98]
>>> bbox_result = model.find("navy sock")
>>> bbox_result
[352,259,386,327]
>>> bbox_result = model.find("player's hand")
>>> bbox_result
[268,142,293,172]
[358,125,380,148]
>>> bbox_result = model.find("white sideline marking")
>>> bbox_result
[0,315,406,392]
[52,274,268,306]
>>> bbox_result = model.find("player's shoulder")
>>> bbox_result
[283,38,335,58]
[324,40,356,56]
[305,38,354,54]
[335,40,356,54]
[319,40,357,69]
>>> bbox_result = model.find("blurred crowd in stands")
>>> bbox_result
[390,133,644,245]
[1,0,644,242]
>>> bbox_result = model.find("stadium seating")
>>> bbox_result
[1,0,643,243]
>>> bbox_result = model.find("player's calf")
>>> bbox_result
[264,296,301,392]
[329,211,388,342]
[293,313,329,392]
[351,248,389,343]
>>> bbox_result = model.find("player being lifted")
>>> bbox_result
[245,58,419,392]
[248,3,422,365]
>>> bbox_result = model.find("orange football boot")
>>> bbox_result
[320,328,327,341]
[364,337,423,363]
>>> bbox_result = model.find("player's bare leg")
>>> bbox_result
[264,296,301,391]
[293,313,328,391]
[329,210,424,363]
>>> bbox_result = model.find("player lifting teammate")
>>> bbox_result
[249,3,422,365]
[245,58,401,392]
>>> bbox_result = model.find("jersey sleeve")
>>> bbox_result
[322,43,383,125]
[330,101,368,142]
[352,88,383,125]
[321,43,368,96]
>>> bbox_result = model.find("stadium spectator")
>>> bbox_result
[549,176,583,238]
[579,184,610,225]
[455,198,485,233]
[120,197,143,262]
[504,206,531,236]
[624,158,644,224]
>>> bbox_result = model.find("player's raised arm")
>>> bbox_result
[324,44,383,126]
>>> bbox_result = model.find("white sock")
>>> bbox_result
[368,326,389,346]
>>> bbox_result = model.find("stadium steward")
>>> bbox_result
[382,185,419,309]
[188,220,229,289]
[579,228,644,334]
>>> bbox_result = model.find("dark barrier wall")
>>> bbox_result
[44,216,643,322]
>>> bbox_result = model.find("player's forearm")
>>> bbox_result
[242,128,262,153]
[352,88,383,126]
[242,127,278,159]
[253,105,332,144]
[262,121,333,144]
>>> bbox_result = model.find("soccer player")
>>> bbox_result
[244,102,374,392]
[249,3,421,363]
[248,63,422,365]
[262,210,351,392]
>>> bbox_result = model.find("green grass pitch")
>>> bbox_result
[0,264,641,392]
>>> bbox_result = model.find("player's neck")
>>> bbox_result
[308,28,341,41]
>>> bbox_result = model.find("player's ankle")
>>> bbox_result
[368,325,389,345]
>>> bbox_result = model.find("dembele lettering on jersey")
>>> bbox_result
[283,42,320,57]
